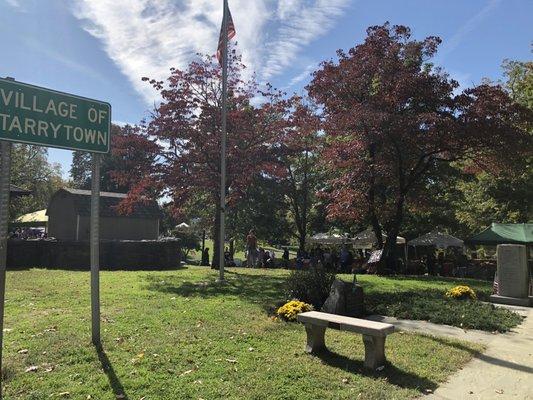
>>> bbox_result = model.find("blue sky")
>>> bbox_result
[1,0,531,178]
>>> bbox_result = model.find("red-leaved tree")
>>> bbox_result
[308,23,532,271]
[118,53,291,267]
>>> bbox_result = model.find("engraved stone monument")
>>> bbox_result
[321,279,364,317]
[490,244,532,307]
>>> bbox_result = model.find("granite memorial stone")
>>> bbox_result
[490,244,531,307]
[321,279,364,317]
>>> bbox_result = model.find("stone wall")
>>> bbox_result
[6,239,181,270]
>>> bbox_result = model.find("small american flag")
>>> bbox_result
[216,3,236,65]
[492,272,499,295]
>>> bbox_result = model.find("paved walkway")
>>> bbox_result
[370,305,533,400]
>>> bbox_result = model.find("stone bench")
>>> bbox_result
[297,311,395,369]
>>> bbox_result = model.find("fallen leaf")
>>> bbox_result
[44,364,55,373]
[180,369,194,376]
[25,365,39,372]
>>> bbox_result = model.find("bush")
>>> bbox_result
[171,230,201,259]
[276,300,314,321]
[284,269,336,309]
[445,285,477,300]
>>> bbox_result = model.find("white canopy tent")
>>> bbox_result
[352,228,406,249]
[306,232,352,245]
[408,231,464,249]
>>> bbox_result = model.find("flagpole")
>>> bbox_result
[218,0,228,282]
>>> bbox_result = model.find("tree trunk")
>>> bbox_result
[298,235,306,253]
[383,228,399,274]
[382,195,405,273]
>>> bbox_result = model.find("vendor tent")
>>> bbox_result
[307,232,351,245]
[13,209,48,228]
[352,228,406,249]
[467,223,533,245]
[408,231,464,249]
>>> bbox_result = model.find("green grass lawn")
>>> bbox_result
[2,267,485,399]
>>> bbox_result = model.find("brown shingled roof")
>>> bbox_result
[58,188,160,219]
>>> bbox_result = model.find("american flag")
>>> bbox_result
[216,3,236,65]
[492,272,499,295]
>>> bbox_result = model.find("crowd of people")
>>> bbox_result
[9,227,47,240]
[245,230,278,268]
[202,229,470,277]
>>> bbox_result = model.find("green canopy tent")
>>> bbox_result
[467,223,533,246]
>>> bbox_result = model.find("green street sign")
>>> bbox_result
[0,78,111,153]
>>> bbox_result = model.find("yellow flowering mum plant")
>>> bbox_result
[276,300,314,321]
[445,285,477,300]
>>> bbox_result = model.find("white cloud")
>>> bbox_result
[70,0,349,104]
[436,0,502,63]
[447,70,473,95]
[5,0,20,7]
[286,62,317,89]
[4,0,26,12]
[262,0,350,80]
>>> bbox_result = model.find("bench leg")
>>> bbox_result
[304,324,326,353]
[362,335,386,370]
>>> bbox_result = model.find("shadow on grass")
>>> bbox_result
[144,269,287,311]
[312,349,438,393]
[96,345,129,400]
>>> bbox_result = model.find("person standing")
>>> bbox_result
[340,245,350,272]
[282,247,289,269]
[246,229,258,268]
[201,247,210,266]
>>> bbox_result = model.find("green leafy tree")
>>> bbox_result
[282,101,324,250]
[226,174,291,248]
[450,59,533,233]
[4,144,65,219]
[70,124,139,192]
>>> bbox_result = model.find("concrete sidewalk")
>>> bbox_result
[370,306,532,400]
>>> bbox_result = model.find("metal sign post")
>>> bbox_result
[0,140,12,399]
[90,153,101,346]
[0,77,111,392]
